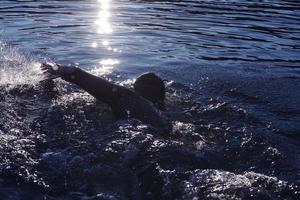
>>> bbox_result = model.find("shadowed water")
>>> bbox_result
[0,0,300,199]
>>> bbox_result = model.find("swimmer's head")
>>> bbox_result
[134,72,166,110]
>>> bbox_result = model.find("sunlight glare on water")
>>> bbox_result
[88,59,119,76]
[91,0,119,75]
[95,0,113,35]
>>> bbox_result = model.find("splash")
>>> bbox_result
[0,42,44,86]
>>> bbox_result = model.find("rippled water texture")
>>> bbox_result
[0,0,300,199]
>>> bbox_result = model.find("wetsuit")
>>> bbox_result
[44,65,171,132]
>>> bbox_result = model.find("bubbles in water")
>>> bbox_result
[0,42,44,85]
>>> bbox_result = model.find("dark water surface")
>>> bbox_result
[0,0,300,199]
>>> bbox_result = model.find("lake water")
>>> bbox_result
[0,0,300,199]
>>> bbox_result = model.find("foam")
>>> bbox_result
[0,42,44,86]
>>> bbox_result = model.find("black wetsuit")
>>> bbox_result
[56,66,171,132]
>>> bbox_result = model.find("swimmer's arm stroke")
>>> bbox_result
[41,63,118,105]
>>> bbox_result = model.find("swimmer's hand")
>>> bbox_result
[40,63,60,79]
[41,63,77,80]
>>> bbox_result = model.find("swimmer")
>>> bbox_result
[41,63,171,133]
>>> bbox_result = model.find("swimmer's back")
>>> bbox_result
[111,85,170,131]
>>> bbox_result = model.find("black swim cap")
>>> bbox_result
[134,72,166,110]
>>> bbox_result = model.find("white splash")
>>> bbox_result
[0,42,44,85]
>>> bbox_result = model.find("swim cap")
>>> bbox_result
[134,72,165,110]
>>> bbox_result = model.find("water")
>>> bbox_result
[0,0,300,199]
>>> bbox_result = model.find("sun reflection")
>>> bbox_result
[102,40,110,46]
[91,42,98,48]
[91,0,121,75]
[100,58,119,66]
[95,0,113,34]
[89,58,119,76]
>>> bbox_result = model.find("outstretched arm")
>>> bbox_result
[41,63,119,105]
[41,63,171,132]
